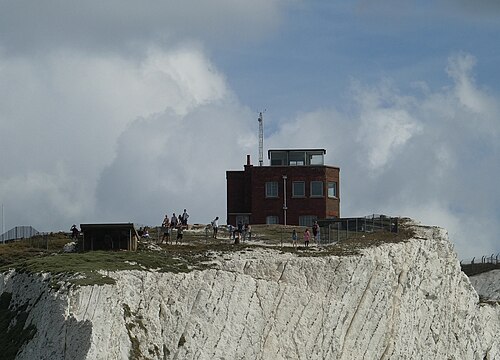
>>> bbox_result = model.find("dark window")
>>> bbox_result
[265,182,278,198]
[311,181,323,197]
[266,216,279,224]
[292,181,305,197]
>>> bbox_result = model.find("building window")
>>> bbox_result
[265,182,278,198]
[266,216,279,224]
[270,151,287,166]
[309,154,323,165]
[299,215,317,227]
[310,181,323,197]
[289,151,305,166]
[235,215,250,225]
[292,181,305,197]
[328,182,337,198]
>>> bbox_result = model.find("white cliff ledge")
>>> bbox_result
[0,222,499,360]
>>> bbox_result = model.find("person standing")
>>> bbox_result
[292,229,298,248]
[70,224,79,241]
[176,225,183,244]
[211,216,219,239]
[243,223,249,241]
[181,209,189,226]
[161,214,170,244]
[304,228,311,247]
[312,221,319,243]
[237,220,243,238]
[171,213,178,228]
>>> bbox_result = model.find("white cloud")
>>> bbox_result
[94,104,256,226]
[356,107,421,171]
[0,45,240,230]
[0,32,498,262]
[265,53,500,259]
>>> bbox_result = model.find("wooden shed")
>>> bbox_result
[80,223,138,251]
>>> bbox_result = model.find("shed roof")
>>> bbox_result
[80,222,137,231]
[79,223,139,251]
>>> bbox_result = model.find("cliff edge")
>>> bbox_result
[0,222,499,359]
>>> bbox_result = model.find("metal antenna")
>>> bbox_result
[1,204,4,243]
[258,112,264,166]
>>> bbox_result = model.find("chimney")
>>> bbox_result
[246,154,251,166]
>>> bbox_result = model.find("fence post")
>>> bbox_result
[346,219,349,239]
[337,222,340,243]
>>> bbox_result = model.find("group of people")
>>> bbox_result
[153,211,321,248]
[292,221,321,248]
[160,209,190,244]
[227,221,251,244]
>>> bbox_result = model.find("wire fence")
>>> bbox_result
[317,215,399,245]
[460,253,500,276]
[0,226,40,242]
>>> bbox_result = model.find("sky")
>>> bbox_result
[1,1,500,260]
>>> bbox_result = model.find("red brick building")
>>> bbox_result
[226,149,340,226]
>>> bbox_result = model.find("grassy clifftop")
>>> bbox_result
[0,222,414,286]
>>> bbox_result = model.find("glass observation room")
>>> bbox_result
[268,149,326,166]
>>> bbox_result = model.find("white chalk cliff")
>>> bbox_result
[1,223,499,359]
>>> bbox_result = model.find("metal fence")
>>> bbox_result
[0,226,40,243]
[460,253,500,276]
[317,215,399,245]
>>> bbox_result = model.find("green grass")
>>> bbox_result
[0,221,415,286]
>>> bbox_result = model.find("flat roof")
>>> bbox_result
[80,223,137,230]
[267,149,326,159]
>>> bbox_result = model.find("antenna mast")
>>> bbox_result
[258,112,264,166]
[1,204,4,243]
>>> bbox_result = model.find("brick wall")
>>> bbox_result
[227,163,340,225]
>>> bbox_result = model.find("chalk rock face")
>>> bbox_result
[470,269,500,302]
[1,224,499,359]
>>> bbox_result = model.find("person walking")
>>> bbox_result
[211,217,219,239]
